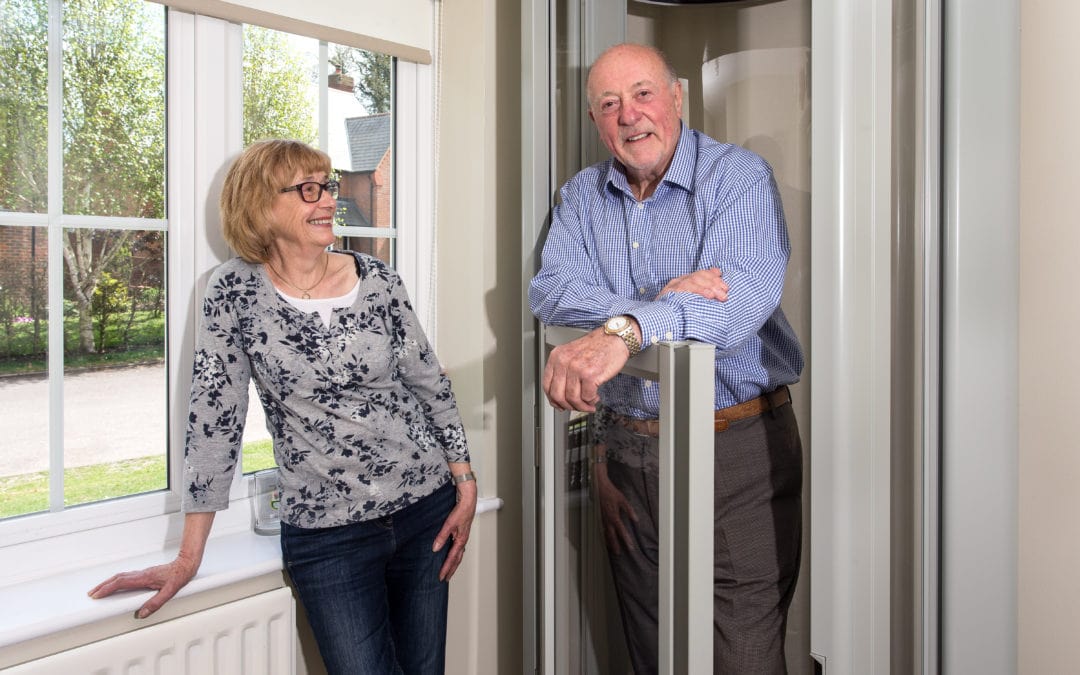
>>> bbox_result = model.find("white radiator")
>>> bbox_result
[4,587,295,675]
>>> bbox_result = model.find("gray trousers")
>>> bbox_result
[600,399,803,675]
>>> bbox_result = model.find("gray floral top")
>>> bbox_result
[182,251,470,528]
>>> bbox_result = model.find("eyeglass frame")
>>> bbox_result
[279,179,340,203]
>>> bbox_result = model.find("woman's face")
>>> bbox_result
[268,168,337,254]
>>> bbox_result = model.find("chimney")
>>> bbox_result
[328,65,354,93]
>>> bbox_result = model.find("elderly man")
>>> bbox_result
[529,43,805,674]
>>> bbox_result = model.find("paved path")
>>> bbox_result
[0,364,268,478]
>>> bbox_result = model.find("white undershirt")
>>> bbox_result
[277,278,361,327]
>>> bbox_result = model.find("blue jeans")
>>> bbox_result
[280,482,454,675]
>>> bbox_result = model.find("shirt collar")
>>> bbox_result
[604,122,696,198]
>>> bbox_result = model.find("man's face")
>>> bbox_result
[587,45,683,191]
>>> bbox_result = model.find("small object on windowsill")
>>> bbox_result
[253,468,282,535]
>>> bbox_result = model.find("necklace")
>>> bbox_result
[265,253,329,299]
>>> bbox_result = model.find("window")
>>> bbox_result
[0,2,430,567]
[0,0,167,521]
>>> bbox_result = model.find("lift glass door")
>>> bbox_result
[540,1,811,672]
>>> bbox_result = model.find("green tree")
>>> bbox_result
[91,271,128,352]
[243,25,317,145]
[0,0,49,214]
[330,46,391,114]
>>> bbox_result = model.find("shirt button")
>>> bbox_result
[637,203,644,210]
[651,335,659,344]
[665,331,673,340]
[632,241,640,249]
[644,380,654,388]
[639,287,646,295]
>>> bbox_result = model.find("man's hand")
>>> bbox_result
[657,267,728,301]
[543,325,637,412]
[593,458,638,555]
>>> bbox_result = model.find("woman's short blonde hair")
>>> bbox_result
[220,139,333,262]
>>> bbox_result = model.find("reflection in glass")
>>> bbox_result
[62,228,166,507]
[554,410,632,674]
[62,1,165,218]
[0,0,49,214]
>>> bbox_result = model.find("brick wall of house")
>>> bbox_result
[338,148,393,264]
[0,226,48,316]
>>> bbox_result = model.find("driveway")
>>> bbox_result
[0,363,268,478]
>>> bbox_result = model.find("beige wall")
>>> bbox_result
[436,1,524,673]
[1018,0,1080,671]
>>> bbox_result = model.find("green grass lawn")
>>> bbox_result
[0,440,276,519]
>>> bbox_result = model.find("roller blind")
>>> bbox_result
[149,0,434,63]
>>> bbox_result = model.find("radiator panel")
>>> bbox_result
[5,587,294,675]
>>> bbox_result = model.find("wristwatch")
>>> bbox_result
[603,315,641,357]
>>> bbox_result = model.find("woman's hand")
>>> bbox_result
[87,511,213,619]
[433,471,478,582]
[87,555,200,619]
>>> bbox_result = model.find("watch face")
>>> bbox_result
[606,315,628,332]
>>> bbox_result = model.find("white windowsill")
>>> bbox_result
[0,495,503,656]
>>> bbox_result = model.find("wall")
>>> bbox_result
[436,1,524,673]
[1017,0,1080,671]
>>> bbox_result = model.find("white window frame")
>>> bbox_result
[0,6,435,586]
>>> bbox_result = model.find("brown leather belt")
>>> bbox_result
[611,386,791,437]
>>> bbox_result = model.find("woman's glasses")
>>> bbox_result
[279,179,340,203]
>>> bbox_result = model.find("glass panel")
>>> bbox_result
[62,227,166,506]
[242,25,318,146]
[624,3,813,670]
[337,235,393,267]
[553,410,632,674]
[62,0,166,218]
[0,223,49,518]
[324,45,395,264]
[0,0,49,214]
[243,380,275,473]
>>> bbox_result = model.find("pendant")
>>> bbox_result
[302,292,311,299]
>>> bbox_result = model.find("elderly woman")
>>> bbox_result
[90,139,476,674]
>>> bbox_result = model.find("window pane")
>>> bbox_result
[326,45,395,265]
[0,0,49,214]
[62,1,165,218]
[338,236,394,267]
[242,381,275,473]
[0,223,49,518]
[243,26,318,146]
[62,228,166,506]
